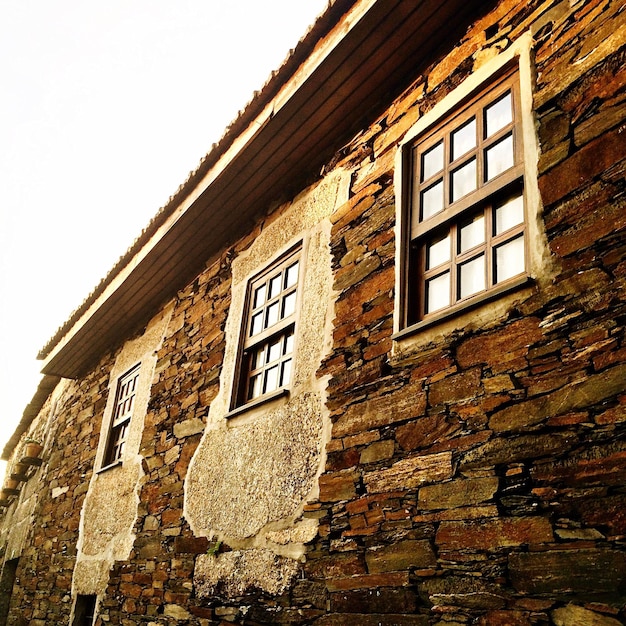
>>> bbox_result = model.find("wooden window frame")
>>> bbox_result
[230,245,302,413]
[102,364,140,468]
[402,67,528,329]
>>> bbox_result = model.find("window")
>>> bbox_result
[404,68,527,327]
[72,595,96,626]
[233,247,301,409]
[103,364,140,467]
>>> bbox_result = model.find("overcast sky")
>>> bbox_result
[0,0,329,464]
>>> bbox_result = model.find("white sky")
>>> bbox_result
[0,0,329,465]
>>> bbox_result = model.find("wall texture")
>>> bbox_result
[0,1,625,625]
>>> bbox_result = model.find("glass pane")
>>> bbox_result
[427,232,450,269]
[485,92,512,137]
[422,141,444,181]
[249,374,262,399]
[280,359,292,386]
[264,365,279,393]
[266,302,279,327]
[485,134,514,180]
[250,312,263,336]
[285,262,299,288]
[267,339,282,364]
[268,274,282,299]
[451,118,476,160]
[421,180,444,220]
[426,272,450,313]
[459,213,485,253]
[282,291,296,318]
[451,159,476,201]
[495,193,524,235]
[251,346,265,369]
[253,284,266,309]
[495,235,525,283]
[459,254,485,299]
[284,332,294,355]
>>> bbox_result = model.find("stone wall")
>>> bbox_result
[0,0,625,625]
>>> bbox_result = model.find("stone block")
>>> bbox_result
[326,571,409,591]
[330,588,417,614]
[552,603,623,626]
[174,537,209,554]
[319,471,358,502]
[531,441,626,487]
[419,476,499,510]
[360,440,395,464]
[333,381,427,438]
[396,414,462,452]
[364,452,453,494]
[456,318,542,369]
[461,433,573,468]
[539,127,626,207]
[429,368,482,406]
[314,615,428,626]
[365,540,436,573]
[509,549,626,601]
[436,517,553,551]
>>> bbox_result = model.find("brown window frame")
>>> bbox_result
[102,364,140,468]
[231,245,302,412]
[403,67,528,329]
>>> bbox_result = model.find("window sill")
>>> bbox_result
[225,388,289,420]
[97,459,123,474]
[393,275,532,341]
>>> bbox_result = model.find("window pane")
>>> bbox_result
[459,254,485,299]
[495,235,525,283]
[285,262,299,288]
[495,193,524,235]
[451,158,476,201]
[264,365,279,393]
[427,232,450,269]
[485,134,514,180]
[266,302,279,327]
[267,339,282,364]
[268,274,282,299]
[251,346,265,369]
[421,180,444,220]
[249,374,262,400]
[422,141,444,181]
[459,213,485,253]
[250,312,263,336]
[451,117,476,160]
[282,291,296,318]
[253,284,266,309]
[426,272,450,313]
[485,92,512,137]
[284,332,294,355]
[280,359,292,386]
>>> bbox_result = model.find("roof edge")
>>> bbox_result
[37,0,356,362]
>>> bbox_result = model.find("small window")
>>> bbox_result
[103,365,140,467]
[404,68,526,327]
[72,595,96,626]
[233,247,301,409]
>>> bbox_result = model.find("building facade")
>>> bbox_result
[1,1,625,624]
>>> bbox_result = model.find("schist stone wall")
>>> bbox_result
[1,1,625,625]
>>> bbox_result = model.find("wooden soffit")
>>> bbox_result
[40,0,482,378]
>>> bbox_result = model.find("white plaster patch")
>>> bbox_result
[71,305,172,596]
[186,392,324,540]
[195,549,300,598]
